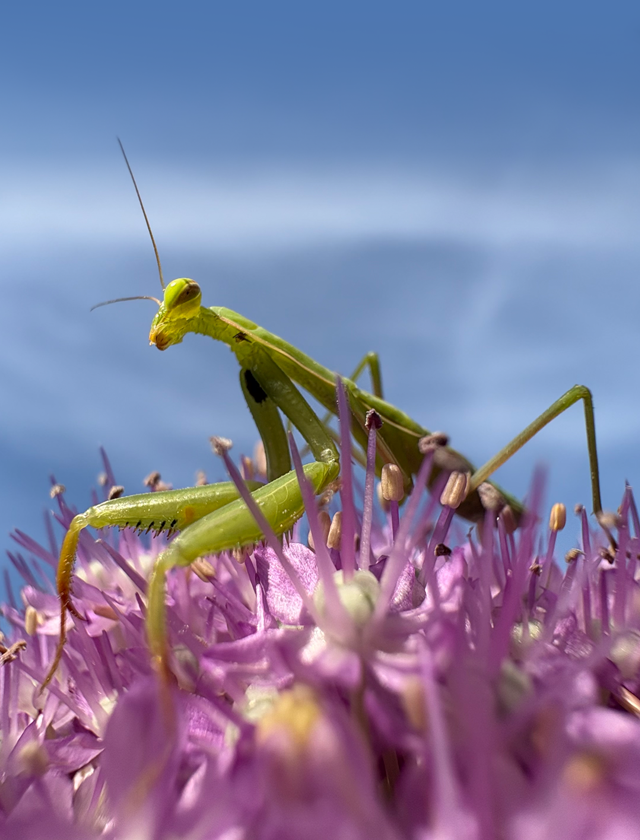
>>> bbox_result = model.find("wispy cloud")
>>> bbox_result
[2,158,640,255]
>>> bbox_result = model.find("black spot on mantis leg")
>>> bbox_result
[244,369,268,404]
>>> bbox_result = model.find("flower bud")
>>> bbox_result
[314,569,380,627]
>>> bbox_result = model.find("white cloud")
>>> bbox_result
[2,158,640,255]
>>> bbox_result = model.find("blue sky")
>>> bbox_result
[2,0,640,572]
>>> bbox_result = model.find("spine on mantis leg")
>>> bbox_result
[40,481,263,691]
[146,459,339,673]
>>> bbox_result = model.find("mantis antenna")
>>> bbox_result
[117,137,165,290]
[90,296,161,311]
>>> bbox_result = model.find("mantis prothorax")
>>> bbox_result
[40,144,604,690]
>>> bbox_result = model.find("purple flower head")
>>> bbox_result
[2,434,640,839]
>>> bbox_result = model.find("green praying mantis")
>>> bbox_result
[40,144,604,690]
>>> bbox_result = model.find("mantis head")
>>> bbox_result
[102,143,202,350]
[149,278,202,350]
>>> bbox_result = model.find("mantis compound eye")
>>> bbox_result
[164,278,202,312]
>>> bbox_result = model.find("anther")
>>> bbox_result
[500,505,518,535]
[434,543,452,557]
[24,606,39,636]
[210,437,233,456]
[254,441,267,476]
[596,510,621,531]
[308,511,331,551]
[440,471,470,509]
[381,464,404,502]
[565,548,584,564]
[49,484,65,499]
[365,409,382,432]
[617,686,640,718]
[195,470,208,486]
[144,471,161,489]
[477,482,506,513]
[376,483,390,512]
[319,479,341,508]
[143,472,171,492]
[108,485,125,500]
[93,604,119,621]
[599,545,616,564]
[232,547,249,564]
[192,557,215,581]
[241,456,255,481]
[549,503,567,532]
[418,432,449,452]
[327,511,342,550]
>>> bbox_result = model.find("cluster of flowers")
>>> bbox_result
[2,414,640,839]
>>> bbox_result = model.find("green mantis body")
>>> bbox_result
[40,152,604,690]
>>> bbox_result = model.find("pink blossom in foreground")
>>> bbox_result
[2,431,640,839]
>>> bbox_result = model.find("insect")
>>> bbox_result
[40,143,604,689]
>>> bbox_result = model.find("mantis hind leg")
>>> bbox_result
[304,351,384,462]
[467,384,602,516]
[345,351,383,399]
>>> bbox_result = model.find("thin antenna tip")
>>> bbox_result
[90,296,161,312]
[117,139,166,291]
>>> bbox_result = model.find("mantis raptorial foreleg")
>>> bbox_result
[145,457,337,676]
[41,481,260,689]
[239,367,291,481]
[42,348,340,689]
[306,351,384,462]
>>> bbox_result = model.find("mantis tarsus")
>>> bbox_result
[40,144,604,690]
